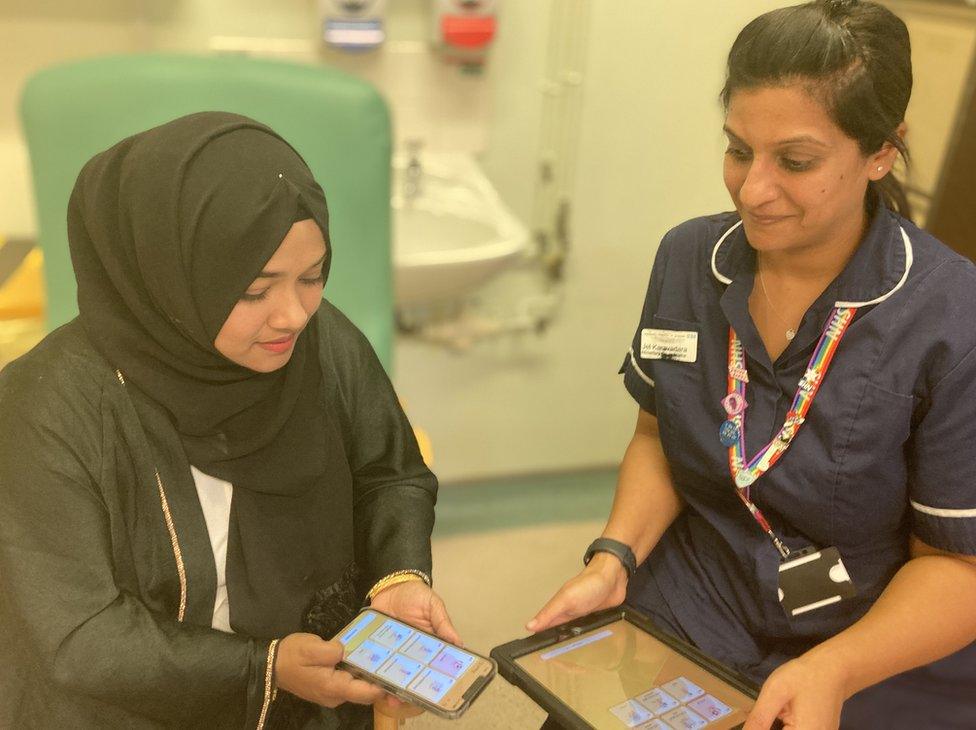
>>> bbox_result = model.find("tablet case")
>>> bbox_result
[491,606,760,730]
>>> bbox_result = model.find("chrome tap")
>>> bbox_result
[403,138,423,201]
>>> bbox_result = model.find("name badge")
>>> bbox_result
[640,328,698,362]
[778,546,856,617]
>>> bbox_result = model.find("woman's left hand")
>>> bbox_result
[368,580,462,714]
[369,578,462,645]
[743,652,847,730]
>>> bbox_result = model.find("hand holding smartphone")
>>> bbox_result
[333,608,496,719]
[274,633,387,708]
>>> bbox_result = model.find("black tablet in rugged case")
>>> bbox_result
[491,607,761,730]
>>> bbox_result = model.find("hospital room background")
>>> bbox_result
[1,1,973,726]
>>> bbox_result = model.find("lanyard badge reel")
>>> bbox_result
[723,308,858,619]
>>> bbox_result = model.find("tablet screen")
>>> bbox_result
[515,619,753,729]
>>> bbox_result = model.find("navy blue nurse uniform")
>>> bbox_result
[620,200,976,728]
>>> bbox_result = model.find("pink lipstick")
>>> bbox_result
[257,335,295,354]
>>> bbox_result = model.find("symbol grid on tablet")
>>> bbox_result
[610,676,735,728]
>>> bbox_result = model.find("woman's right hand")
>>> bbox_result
[274,633,386,708]
[525,553,630,633]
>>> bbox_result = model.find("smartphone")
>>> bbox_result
[333,608,496,719]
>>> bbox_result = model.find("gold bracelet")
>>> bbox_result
[366,569,431,602]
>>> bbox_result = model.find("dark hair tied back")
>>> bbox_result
[722,0,913,218]
[823,0,859,18]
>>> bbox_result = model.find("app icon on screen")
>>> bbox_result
[609,699,653,727]
[660,705,708,729]
[401,633,445,664]
[633,720,668,730]
[688,694,733,721]
[635,687,679,715]
[338,613,373,645]
[371,619,414,651]
[430,647,474,678]
[661,676,705,703]
[376,654,424,688]
[346,640,392,673]
[409,667,455,703]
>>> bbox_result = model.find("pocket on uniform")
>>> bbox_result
[646,316,725,480]
[845,381,913,466]
[831,381,915,542]
[646,316,705,409]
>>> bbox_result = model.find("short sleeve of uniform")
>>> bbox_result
[909,341,976,555]
[618,229,676,414]
[908,260,976,555]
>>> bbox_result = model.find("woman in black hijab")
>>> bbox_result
[0,112,453,729]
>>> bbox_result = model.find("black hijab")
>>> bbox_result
[68,111,332,496]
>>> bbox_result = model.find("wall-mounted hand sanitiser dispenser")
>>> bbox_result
[433,0,497,66]
[320,0,387,52]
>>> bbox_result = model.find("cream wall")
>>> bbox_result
[882,0,976,221]
[0,0,488,239]
[0,3,149,237]
[395,1,786,482]
[478,0,553,226]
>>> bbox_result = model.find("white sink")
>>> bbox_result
[392,153,529,307]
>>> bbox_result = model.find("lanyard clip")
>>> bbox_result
[773,539,791,561]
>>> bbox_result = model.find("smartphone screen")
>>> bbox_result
[515,619,753,729]
[335,609,495,717]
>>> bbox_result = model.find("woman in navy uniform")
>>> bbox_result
[530,1,976,727]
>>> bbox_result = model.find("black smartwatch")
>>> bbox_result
[583,537,638,577]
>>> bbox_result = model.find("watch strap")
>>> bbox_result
[583,537,637,576]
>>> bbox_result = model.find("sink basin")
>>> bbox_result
[392,153,529,307]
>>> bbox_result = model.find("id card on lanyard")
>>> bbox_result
[720,307,857,618]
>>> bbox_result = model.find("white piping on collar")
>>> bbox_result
[833,226,913,308]
[709,220,742,286]
[709,221,914,310]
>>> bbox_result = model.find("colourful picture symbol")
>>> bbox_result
[409,667,455,703]
[372,619,414,651]
[430,647,474,678]
[660,705,707,729]
[609,699,653,727]
[688,694,733,721]
[634,687,679,715]
[401,633,445,664]
[661,676,705,703]
[376,654,424,689]
[346,640,392,673]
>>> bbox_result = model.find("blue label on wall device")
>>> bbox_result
[324,19,385,50]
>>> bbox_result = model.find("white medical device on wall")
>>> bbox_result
[433,0,497,67]
[320,0,387,52]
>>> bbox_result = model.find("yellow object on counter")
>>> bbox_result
[0,237,45,321]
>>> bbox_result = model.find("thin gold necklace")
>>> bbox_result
[757,257,797,341]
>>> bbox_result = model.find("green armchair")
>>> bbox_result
[20,52,394,370]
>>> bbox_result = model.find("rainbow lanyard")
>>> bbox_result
[721,307,856,558]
